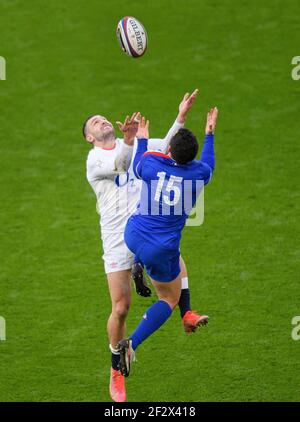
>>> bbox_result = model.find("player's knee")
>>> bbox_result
[113,301,130,320]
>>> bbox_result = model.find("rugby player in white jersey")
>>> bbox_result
[83,90,207,402]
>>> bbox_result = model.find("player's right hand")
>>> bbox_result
[177,89,199,123]
[136,116,149,139]
[116,112,141,145]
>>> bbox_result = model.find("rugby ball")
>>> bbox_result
[116,16,147,58]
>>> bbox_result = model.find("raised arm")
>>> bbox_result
[199,107,218,183]
[115,112,140,171]
[148,89,199,152]
[133,117,150,179]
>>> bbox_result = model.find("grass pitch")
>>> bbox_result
[0,0,300,402]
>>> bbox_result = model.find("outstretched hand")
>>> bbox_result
[116,112,141,145]
[136,116,149,139]
[205,107,218,135]
[177,89,199,124]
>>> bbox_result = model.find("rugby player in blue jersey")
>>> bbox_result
[118,106,218,377]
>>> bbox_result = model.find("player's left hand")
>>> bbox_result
[177,89,199,123]
[205,107,218,134]
[136,116,149,139]
[116,112,141,145]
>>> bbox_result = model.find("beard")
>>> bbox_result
[97,126,116,142]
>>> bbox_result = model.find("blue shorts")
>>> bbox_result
[124,220,181,282]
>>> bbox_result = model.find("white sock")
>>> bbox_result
[181,276,189,290]
[109,344,120,355]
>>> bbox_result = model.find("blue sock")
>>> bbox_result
[178,288,191,318]
[130,300,172,350]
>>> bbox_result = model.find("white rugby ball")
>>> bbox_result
[116,16,147,58]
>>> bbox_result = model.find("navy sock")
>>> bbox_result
[178,288,191,318]
[111,352,120,371]
[130,300,172,350]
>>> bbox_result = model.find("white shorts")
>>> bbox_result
[101,231,134,274]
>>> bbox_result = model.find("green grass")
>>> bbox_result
[0,0,300,402]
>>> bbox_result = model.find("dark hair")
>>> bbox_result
[82,115,96,139]
[170,128,199,164]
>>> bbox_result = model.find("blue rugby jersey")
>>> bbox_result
[127,134,215,241]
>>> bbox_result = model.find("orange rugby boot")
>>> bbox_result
[182,310,209,333]
[109,368,126,402]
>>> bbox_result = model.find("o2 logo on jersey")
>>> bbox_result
[115,172,129,187]
[115,173,137,193]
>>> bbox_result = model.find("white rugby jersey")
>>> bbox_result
[86,120,183,234]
